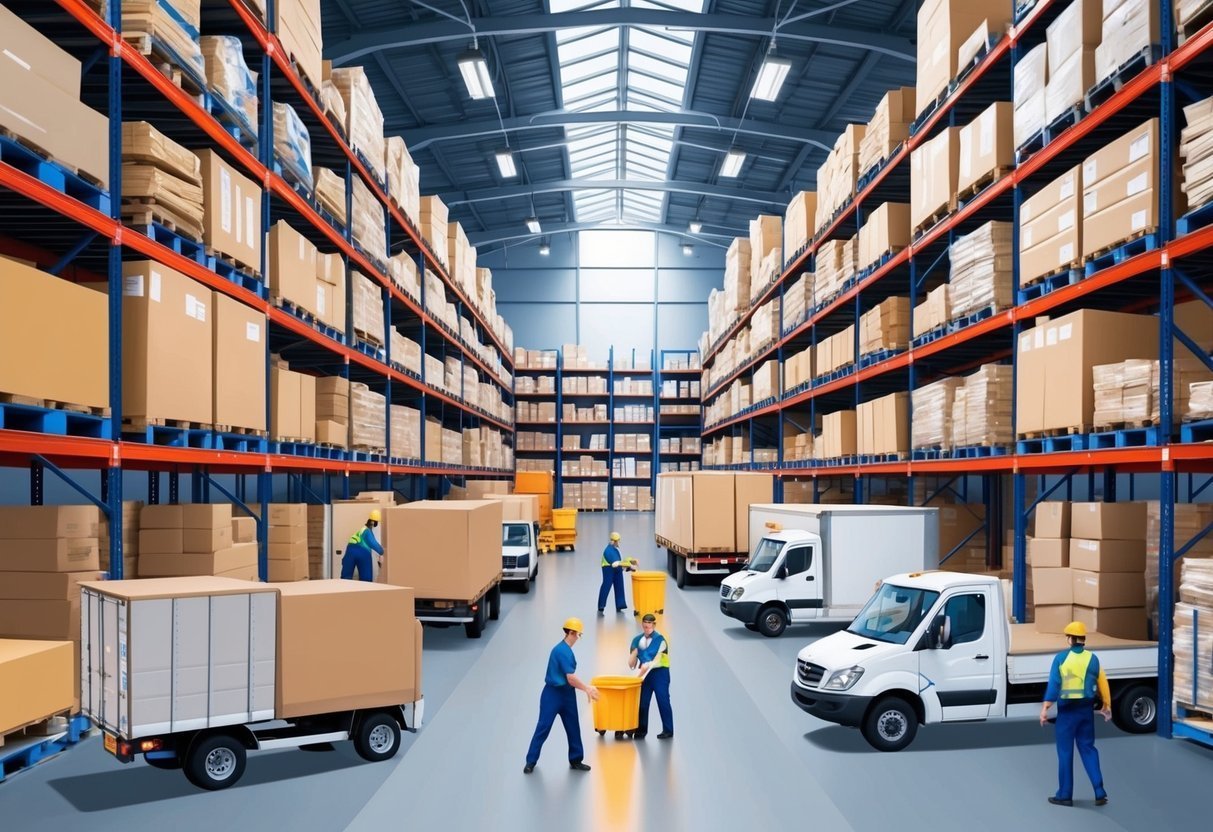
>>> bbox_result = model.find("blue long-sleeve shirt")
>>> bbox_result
[602,543,622,567]
[351,526,383,555]
[1044,647,1111,707]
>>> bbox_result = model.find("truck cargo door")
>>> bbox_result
[918,591,996,720]
[778,545,821,622]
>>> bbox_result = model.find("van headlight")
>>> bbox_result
[823,666,864,691]
[730,586,745,601]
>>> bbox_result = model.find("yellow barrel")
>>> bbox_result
[551,508,578,530]
[591,676,643,732]
[630,570,666,618]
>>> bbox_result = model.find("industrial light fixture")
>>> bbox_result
[495,150,517,178]
[689,220,703,234]
[750,55,792,102]
[525,216,542,234]
[720,149,746,178]
[539,240,551,256]
[682,242,694,256]
[458,46,495,100]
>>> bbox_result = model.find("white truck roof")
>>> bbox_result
[880,571,1001,593]
[751,503,938,515]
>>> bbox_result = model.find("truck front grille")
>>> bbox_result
[797,659,826,687]
[720,585,732,599]
[503,556,518,569]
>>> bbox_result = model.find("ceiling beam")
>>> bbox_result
[469,220,743,248]
[326,11,915,64]
[443,178,786,207]
[400,109,836,151]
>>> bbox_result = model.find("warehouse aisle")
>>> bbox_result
[2,512,1211,830]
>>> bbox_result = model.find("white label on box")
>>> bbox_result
[1059,242,1074,262]
[220,168,233,233]
[1046,327,1058,346]
[3,49,32,71]
[1022,226,1034,248]
[1129,133,1149,162]
[1083,159,1097,181]
[1034,329,1045,348]
[316,284,326,314]
[123,274,144,297]
[1079,540,1096,550]
[1059,323,1073,341]
[1084,191,1097,215]
[980,110,994,156]
[1127,172,1148,196]
[1131,209,1147,230]
[185,294,198,319]
[150,271,161,302]
[246,322,261,342]
[1060,174,1074,199]
[1021,202,1033,222]
[1059,210,1075,232]
[246,196,256,249]
[195,299,206,322]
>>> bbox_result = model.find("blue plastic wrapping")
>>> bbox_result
[273,101,314,191]
[201,35,259,140]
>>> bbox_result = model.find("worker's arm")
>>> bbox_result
[628,647,639,670]
[364,529,385,556]
[1096,667,1112,719]
[1040,654,1063,725]
[566,673,600,700]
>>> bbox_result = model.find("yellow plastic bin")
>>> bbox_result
[630,570,667,618]
[591,675,643,734]
[551,508,578,530]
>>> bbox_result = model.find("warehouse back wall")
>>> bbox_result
[480,230,720,358]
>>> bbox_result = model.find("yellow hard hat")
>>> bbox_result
[1063,621,1088,638]
[562,617,584,634]
[369,509,382,523]
[610,532,621,542]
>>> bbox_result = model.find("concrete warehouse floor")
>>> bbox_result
[1,511,1210,830]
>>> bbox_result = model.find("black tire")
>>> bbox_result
[183,733,246,790]
[519,575,531,594]
[757,605,788,638]
[675,556,687,588]
[667,550,675,577]
[1113,684,1157,734]
[862,697,918,752]
[488,584,501,621]
[744,623,758,632]
[353,712,401,762]
[145,754,182,770]
[465,602,485,638]
[531,558,538,582]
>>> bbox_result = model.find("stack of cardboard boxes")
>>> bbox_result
[1096,0,1159,85]
[857,203,911,271]
[958,101,1014,195]
[1082,119,1161,260]
[270,360,317,443]
[912,377,963,450]
[266,504,309,583]
[350,382,386,452]
[1045,0,1101,125]
[910,127,960,233]
[315,167,348,226]
[723,238,752,319]
[331,66,386,182]
[121,122,204,240]
[749,216,782,297]
[859,297,910,357]
[306,505,326,579]
[915,0,1012,119]
[1019,165,1083,284]
[353,272,385,345]
[783,346,814,395]
[858,87,915,179]
[815,125,866,233]
[139,503,258,579]
[390,404,421,460]
[386,136,421,224]
[100,501,143,580]
[390,252,422,302]
[912,284,951,338]
[275,0,323,87]
[784,191,818,258]
[420,196,449,267]
[954,363,1014,448]
[351,176,387,262]
[1014,44,1049,148]
[1181,97,1213,210]
[1070,502,1148,639]
[273,101,313,190]
[948,221,1013,319]
[213,291,267,433]
[197,149,262,276]
[0,639,76,739]
[655,472,773,553]
[814,238,855,302]
[815,409,857,460]
[815,326,855,379]
[856,392,909,458]
[1174,557,1213,711]
[782,274,813,332]
[1029,502,1072,630]
[316,376,350,447]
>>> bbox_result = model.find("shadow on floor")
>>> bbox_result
[49,748,371,812]
[720,622,847,642]
[804,720,1058,753]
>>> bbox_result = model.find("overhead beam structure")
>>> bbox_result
[443,178,786,207]
[467,220,743,248]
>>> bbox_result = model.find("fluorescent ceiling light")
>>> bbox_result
[495,151,517,178]
[682,243,693,256]
[539,242,551,256]
[526,216,542,234]
[750,56,792,102]
[689,220,703,234]
[720,150,746,178]
[458,48,495,100]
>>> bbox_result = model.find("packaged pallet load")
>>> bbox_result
[122,0,204,80]
[782,273,813,331]
[1044,0,1100,124]
[352,271,385,345]
[386,136,421,223]
[315,167,349,226]
[958,101,1014,195]
[212,291,267,433]
[958,363,1013,448]
[859,296,910,357]
[200,36,258,138]
[138,502,259,580]
[913,283,951,338]
[815,125,866,232]
[1181,96,1213,212]
[1191,381,1213,420]
[724,237,752,316]
[0,640,76,737]
[315,375,350,447]
[270,360,316,443]
[273,101,314,190]
[910,127,961,232]
[915,0,1013,116]
[352,176,388,261]
[858,203,911,271]
[911,377,963,450]
[1081,119,1162,260]
[420,196,449,264]
[858,87,915,178]
[268,221,319,313]
[350,382,387,453]
[263,503,308,582]
[274,0,323,87]
[1013,43,1048,149]
[856,391,909,457]
[1019,165,1084,284]
[784,191,817,257]
[330,66,387,181]
[948,221,1013,318]
[749,215,782,293]
[1096,0,1160,85]
[816,410,857,460]
[315,252,347,333]
[121,122,204,239]
[196,149,263,274]
[320,78,347,127]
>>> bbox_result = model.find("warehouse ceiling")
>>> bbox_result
[322,0,918,251]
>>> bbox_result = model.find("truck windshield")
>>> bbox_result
[745,538,783,573]
[847,584,940,645]
[502,524,530,547]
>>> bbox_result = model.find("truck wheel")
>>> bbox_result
[675,557,687,588]
[520,573,531,594]
[184,734,246,790]
[531,559,538,582]
[862,697,918,752]
[488,584,501,621]
[1113,684,1157,734]
[465,603,485,638]
[667,551,675,576]
[757,605,787,637]
[354,712,401,762]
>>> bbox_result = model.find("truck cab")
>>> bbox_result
[719,529,823,637]
[502,521,539,592]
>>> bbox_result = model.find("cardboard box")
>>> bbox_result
[1034,604,1075,634]
[196,150,262,273]
[0,571,102,600]
[1083,119,1158,186]
[1046,0,1103,68]
[382,501,502,599]
[118,261,213,424]
[273,581,417,718]
[1069,538,1146,573]
[182,504,232,530]
[0,639,76,735]
[910,127,961,230]
[917,0,1013,114]
[268,558,309,582]
[268,222,318,313]
[0,536,99,573]
[734,473,774,554]
[1046,48,1097,124]
[1033,502,1071,538]
[0,258,108,410]
[232,516,256,543]
[140,528,184,554]
[784,191,818,255]
[269,540,307,560]
[1029,537,1069,568]
[1081,156,1157,258]
[0,4,83,97]
[0,505,100,540]
[1070,502,1147,540]
[1072,569,1146,608]
[487,494,540,523]
[858,202,911,269]
[958,101,1014,195]
[213,291,266,431]
[656,472,735,552]
[183,526,233,554]
[1032,567,1074,605]
[1073,605,1148,639]
[138,545,258,578]
[274,0,322,87]
[269,524,306,545]
[0,599,79,640]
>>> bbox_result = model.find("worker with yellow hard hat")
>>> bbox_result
[524,617,599,774]
[340,508,384,582]
[597,531,633,615]
[1040,621,1111,807]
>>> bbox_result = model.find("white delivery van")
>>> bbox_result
[502,520,539,591]
[719,504,939,637]
[790,571,1159,751]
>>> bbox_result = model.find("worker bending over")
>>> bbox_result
[1040,621,1111,807]
[628,613,673,740]
[340,509,384,582]
[598,531,631,614]
[524,618,599,774]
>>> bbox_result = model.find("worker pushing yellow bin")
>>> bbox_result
[591,675,643,735]
[630,570,666,618]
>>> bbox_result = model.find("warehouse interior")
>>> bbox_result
[1,0,1212,827]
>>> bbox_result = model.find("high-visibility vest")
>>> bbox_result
[634,633,670,669]
[348,527,366,547]
[1059,649,1095,700]
[602,545,620,567]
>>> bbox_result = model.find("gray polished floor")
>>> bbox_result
[1,511,1210,831]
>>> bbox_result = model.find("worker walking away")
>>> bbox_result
[628,613,673,740]
[598,531,630,614]
[525,618,599,774]
[340,509,384,582]
[1040,621,1111,807]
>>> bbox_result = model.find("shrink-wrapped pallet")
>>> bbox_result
[352,272,384,344]
[859,87,915,179]
[1174,600,1213,712]
[350,382,386,451]
[201,36,258,138]
[351,175,387,261]
[948,221,1013,318]
[330,67,386,181]
[314,167,348,226]
[386,136,421,224]
[122,1,203,80]
[961,364,1013,447]
[121,122,204,239]
[912,377,963,449]
[1147,502,1213,633]
[319,79,346,128]
[389,252,422,300]
[1181,97,1213,215]
[1191,380,1213,420]
[273,101,313,190]
[389,404,421,459]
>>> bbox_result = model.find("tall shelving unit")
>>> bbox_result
[559,349,612,510]
[0,0,514,581]
[609,347,656,512]
[699,0,1213,746]
[514,349,560,478]
[656,349,704,493]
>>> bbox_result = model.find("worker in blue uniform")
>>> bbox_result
[628,613,673,741]
[598,531,631,614]
[340,509,384,582]
[1040,621,1111,807]
[524,617,599,774]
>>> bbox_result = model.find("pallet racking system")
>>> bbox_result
[656,349,704,479]
[0,0,515,583]
[698,0,1213,745]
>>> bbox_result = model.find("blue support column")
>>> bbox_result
[107,10,124,576]
[1012,473,1028,623]
[169,471,179,504]
[1158,469,1176,737]
[30,461,43,506]
[257,471,271,581]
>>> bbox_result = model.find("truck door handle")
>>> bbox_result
[806,575,814,581]
[974,654,989,660]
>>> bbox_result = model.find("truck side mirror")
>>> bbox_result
[932,614,951,650]
[776,565,788,580]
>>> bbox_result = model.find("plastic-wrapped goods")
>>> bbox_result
[330,67,386,182]
[1092,361,1130,427]
[351,175,387,262]
[1161,359,1213,424]
[352,272,384,344]
[1180,97,1213,215]
[815,125,866,232]
[1173,601,1213,712]
[389,404,421,460]
[314,167,348,226]
[961,364,1013,448]
[948,221,1013,318]
[386,136,421,224]
[390,330,422,375]
[1014,43,1048,148]
[950,386,968,447]
[815,239,852,302]
[859,87,915,179]
[123,1,204,80]
[1191,380,1213,420]
[350,382,386,451]
[912,377,963,449]
[273,101,313,190]
[320,79,346,129]
[201,36,258,138]
[782,273,813,332]
[1147,503,1213,634]
[750,299,779,348]
[389,252,421,300]
[1096,0,1159,85]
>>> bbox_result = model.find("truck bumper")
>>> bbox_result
[719,599,761,624]
[502,567,530,582]
[789,682,871,728]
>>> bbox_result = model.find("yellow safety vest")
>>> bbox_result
[602,545,620,567]
[1059,649,1094,700]
[348,528,366,546]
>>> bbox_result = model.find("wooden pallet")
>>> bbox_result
[1093,419,1156,432]
[0,128,106,189]
[0,392,109,417]
[121,32,206,99]
[959,167,1013,201]
[213,424,269,437]
[913,199,959,238]
[1083,229,1153,264]
[1019,425,1088,439]
[206,246,261,279]
[355,328,385,347]
[122,199,204,242]
[352,445,387,455]
[0,710,71,749]
[1022,259,1084,287]
[124,417,212,431]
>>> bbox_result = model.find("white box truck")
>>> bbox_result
[502,520,539,590]
[790,571,1158,751]
[719,504,940,637]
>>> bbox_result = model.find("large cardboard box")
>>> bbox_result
[183,526,233,553]
[0,538,100,572]
[183,504,232,530]
[274,0,323,87]
[268,221,318,314]
[0,258,108,410]
[487,494,539,524]
[1020,166,1084,283]
[213,292,267,431]
[784,191,818,255]
[1083,119,1159,186]
[958,101,1014,195]
[138,546,258,577]
[910,127,961,230]
[1070,501,1147,540]
[273,581,417,718]
[0,599,79,640]
[858,202,911,269]
[140,504,183,529]
[0,4,83,97]
[1073,605,1148,640]
[382,501,502,599]
[119,261,213,425]
[0,505,100,539]
[267,558,309,583]
[1069,538,1146,573]
[1029,537,1069,568]
[734,473,774,554]
[196,149,262,274]
[1034,604,1075,634]
[917,0,1013,114]
[661,472,735,552]
[1032,567,1074,605]
[1033,502,1071,538]
[140,528,183,554]
[0,640,75,735]
[0,571,102,600]
[1081,159,1157,258]
[1072,569,1146,608]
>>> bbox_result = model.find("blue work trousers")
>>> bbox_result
[598,565,627,611]
[340,543,374,582]
[525,684,584,766]
[1054,702,1106,801]
[637,667,673,735]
